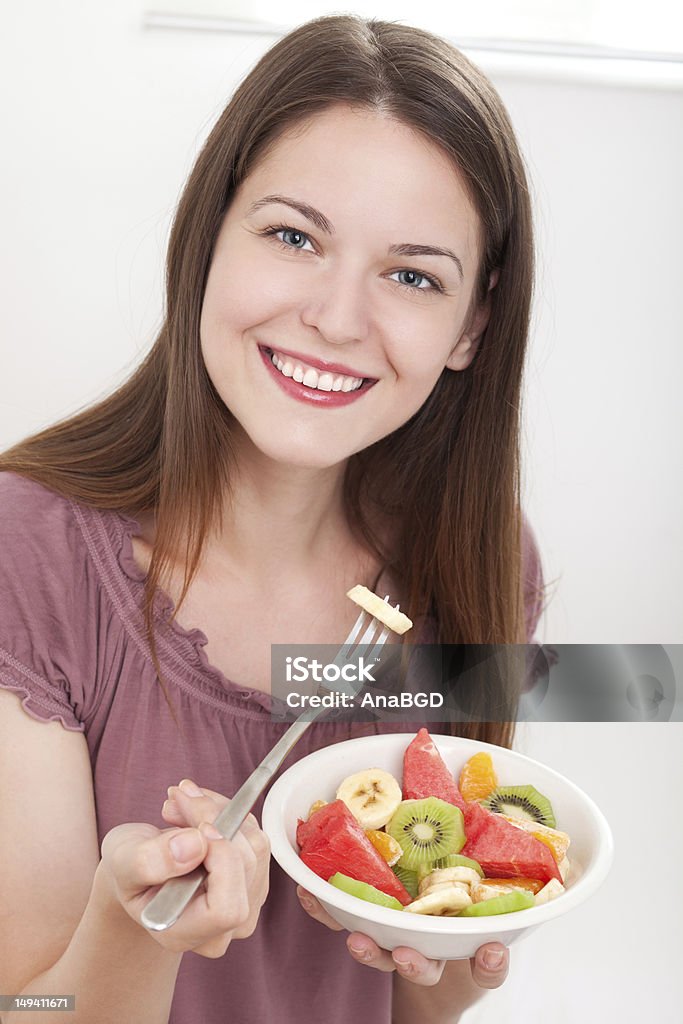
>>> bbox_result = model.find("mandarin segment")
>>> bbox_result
[500,814,570,863]
[365,829,403,866]
[479,876,545,895]
[532,831,569,863]
[459,752,498,802]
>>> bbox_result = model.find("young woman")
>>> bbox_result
[0,15,544,1024]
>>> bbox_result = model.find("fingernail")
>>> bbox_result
[169,829,204,862]
[178,779,203,797]
[349,945,371,961]
[393,955,412,969]
[199,821,223,841]
[162,798,180,815]
[298,894,315,913]
[483,949,505,969]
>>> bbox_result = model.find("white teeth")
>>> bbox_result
[269,349,364,393]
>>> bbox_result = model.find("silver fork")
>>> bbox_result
[140,598,397,932]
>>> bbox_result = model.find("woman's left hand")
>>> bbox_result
[296,886,509,988]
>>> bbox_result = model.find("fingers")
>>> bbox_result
[347,933,396,973]
[102,822,211,903]
[163,780,226,830]
[389,946,446,985]
[470,942,509,989]
[163,780,271,944]
[163,781,261,839]
[296,887,345,931]
[345,935,446,983]
[295,884,447,984]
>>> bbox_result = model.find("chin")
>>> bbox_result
[245,430,351,471]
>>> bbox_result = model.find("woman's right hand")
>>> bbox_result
[99,783,270,959]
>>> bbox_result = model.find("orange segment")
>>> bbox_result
[480,877,544,895]
[500,815,570,864]
[532,831,569,864]
[459,752,498,802]
[365,829,403,866]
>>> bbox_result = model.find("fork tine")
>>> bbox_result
[366,623,390,661]
[357,615,383,648]
[337,608,368,658]
[338,594,401,666]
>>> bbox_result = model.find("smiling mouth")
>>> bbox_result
[263,347,375,393]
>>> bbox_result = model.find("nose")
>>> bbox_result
[299,264,371,346]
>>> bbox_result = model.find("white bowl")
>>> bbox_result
[261,732,614,960]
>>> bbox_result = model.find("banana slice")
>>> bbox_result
[418,867,481,895]
[404,887,472,916]
[336,768,403,830]
[471,881,516,903]
[346,585,413,635]
[558,856,570,883]
[420,881,471,896]
[534,878,565,905]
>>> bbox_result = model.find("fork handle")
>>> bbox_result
[140,709,322,932]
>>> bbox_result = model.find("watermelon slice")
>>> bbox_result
[296,800,412,906]
[402,727,467,811]
[462,802,562,884]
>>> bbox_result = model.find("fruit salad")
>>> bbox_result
[296,729,570,918]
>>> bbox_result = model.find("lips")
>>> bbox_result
[259,345,376,382]
[258,345,377,407]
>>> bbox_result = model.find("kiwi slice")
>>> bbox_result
[433,853,485,878]
[392,864,419,900]
[479,785,556,828]
[459,890,535,916]
[328,872,403,910]
[416,853,484,885]
[387,797,465,872]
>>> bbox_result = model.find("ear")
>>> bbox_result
[446,269,499,372]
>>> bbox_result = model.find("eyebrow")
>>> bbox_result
[246,194,464,282]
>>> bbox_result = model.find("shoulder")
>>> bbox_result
[0,471,91,587]
[0,469,77,538]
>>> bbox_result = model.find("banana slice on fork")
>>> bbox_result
[346,585,413,635]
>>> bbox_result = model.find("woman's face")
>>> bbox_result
[200,104,489,469]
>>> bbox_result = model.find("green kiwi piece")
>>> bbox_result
[416,853,484,884]
[386,797,465,872]
[459,890,535,916]
[328,872,403,910]
[479,785,556,828]
[392,864,419,900]
[433,853,485,877]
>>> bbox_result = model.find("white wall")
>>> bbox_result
[2,4,682,1021]
[3,4,681,644]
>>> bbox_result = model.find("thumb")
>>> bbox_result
[102,822,209,901]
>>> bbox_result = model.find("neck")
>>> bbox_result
[203,430,369,588]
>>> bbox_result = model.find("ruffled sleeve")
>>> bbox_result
[0,472,103,732]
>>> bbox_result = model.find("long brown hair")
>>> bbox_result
[0,16,537,749]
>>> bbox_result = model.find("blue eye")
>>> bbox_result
[261,224,314,251]
[280,228,308,249]
[391,269,443,293]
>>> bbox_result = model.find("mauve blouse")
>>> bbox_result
[0,472,544,1024]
